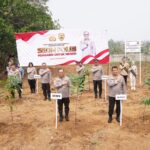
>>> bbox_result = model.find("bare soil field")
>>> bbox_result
[0,63,150,150]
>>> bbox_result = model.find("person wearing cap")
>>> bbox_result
[39,63,51,100]
[91,59,103,99]
[129,61,137,90]
[80,31,96,58]
[107,66,126,123]
[119,57,129,85]
[54,69,71,122]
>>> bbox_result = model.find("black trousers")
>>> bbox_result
[42,83,51,99]
[11,83,22,98]
[93,80,102,97]
[108,97,120,118]
[28,79,36,93]
[122,75,128,85]
[58,97,70,117]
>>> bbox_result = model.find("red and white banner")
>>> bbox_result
[15,29,109,66]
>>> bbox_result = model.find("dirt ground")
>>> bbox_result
[0,63,150,150]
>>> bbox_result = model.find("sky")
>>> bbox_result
[47,0,150,41]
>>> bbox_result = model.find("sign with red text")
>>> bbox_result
[15,29,109,66]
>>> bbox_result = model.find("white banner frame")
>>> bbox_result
[124,41,142,85]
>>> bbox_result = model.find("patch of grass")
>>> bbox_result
[0,80,7,87]
[91,140,98,145]
[141,97,150,105]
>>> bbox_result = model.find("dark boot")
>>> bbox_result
[116,116,120,123]
[18,90,22,99]
[11,91,15,98]
[59,116,63,122]
[65,116,69,121]
[59,111,63,122]
[108,116,112,123]
[43,97,47,100]
[65,109,69,121]
[99,93,102,99]
[95,95,98,99]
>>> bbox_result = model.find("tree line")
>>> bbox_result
[109,39,150,54]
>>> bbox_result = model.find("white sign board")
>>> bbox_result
[115,94,127,100]
[51,93,62,100]
[125,41,141,53]
[102,75,109,80]
[34,74,41,79]
[15,29,109,66]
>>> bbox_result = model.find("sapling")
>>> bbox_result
[5,76,20,121]
[68,65,89,126]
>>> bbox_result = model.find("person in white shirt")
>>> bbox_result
[39,63,51,101]
[27,62,37,93]
[80,31,96,58]
[129,61,137,91]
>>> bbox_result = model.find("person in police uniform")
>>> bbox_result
[54,69,71,122]
[91,59,103,99]
[107,66,126,123]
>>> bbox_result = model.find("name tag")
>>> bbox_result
[34,75,41,79]
[51,93,62,100]
[115,94,127,100]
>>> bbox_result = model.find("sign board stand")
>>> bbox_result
[34,75,41,94]
[125,41,142,86]
[139,52,142,85]
[102,75,109,100]
[51,93,62,129]
[116,94,127,126]
[55,99,58,129]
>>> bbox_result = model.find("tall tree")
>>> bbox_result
[0,0,60,72]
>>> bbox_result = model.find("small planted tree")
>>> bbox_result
[68,66,89,126]
[5,76,20,122]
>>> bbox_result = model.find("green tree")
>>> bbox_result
[141,41,150,54]
[108,39,124,54]
[0,0,60,72]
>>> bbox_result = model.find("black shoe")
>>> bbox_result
[48,97,51,101]
[44,97,47,101]
[65,116,69,121]
[108,117,112,123]
[116,117,120,123]
[19,94,22,99]
[95,95,98,99]
[59,117,63,122]
[99,95,102,99]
